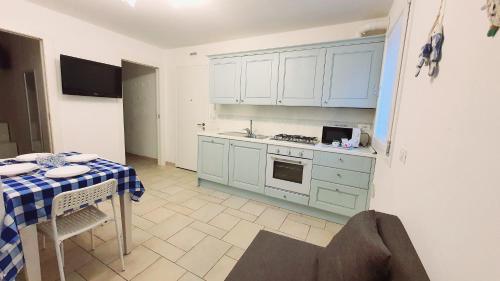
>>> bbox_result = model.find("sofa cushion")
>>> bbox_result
[226,230,322,281]
[317,210,391,281]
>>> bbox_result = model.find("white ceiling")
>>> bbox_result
[28,0,392,48]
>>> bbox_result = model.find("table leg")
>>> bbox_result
[119,193,132,255]
[20,225,41,281]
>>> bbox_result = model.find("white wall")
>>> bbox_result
[122,62,158,159]
[0,0,164,163]
[163,18,387,163]
[371,0,500,280]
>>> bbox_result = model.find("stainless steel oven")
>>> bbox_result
[266,145,313,195]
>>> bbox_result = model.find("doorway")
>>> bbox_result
[176,65,209,171]
[0,30,51,158]
[122,61,159,165]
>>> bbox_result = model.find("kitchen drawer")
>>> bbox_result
[265,186,309,206]
[309,180,367,217]
[268,145,313,159]
[312,165,370,189]
[313,151,372,172]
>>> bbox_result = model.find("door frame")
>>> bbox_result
[121,59,162,165]
[0,28,54,153]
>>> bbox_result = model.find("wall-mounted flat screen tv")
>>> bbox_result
[60,55,122,98]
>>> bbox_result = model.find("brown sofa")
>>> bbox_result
[226,211,430,281]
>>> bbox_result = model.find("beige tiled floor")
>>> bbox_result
[21,154,343,281]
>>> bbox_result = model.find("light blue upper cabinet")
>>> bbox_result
[322,42,384,108]
[209,57,242,104]
[277,49,326,106]
[240,53,279,105]
[197,136,230,185]
[228,140,267,194]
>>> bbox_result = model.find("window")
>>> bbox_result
[373,4,411,156]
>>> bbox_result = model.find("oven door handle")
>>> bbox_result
[271,156,304,165]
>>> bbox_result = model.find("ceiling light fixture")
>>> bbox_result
[169,0,205,8]
[121,0,136,7]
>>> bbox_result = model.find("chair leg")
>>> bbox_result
[111,199,125,271]
[41,233,46,249]
[60,241,65,267]
[54,241,66,281]
[90,229,95,250]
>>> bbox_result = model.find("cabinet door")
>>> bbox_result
[228,140,267,193]
[277,49,326,106]
[240,53,279,105]
[322,42,384,108]
[197,136,229,185]
[209,57,242,104]
[309,179,368,217]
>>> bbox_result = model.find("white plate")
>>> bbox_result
[46,165,91,179]
[0,163,39,177]
[65,154,99,163]
[15,153,53,162]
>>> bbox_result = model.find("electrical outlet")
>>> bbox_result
[399,149,408,164]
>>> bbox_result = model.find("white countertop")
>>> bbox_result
[198,131,377,158]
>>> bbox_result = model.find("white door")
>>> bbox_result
[176,65,210,171]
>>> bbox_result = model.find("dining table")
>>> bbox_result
[0,152,145,281]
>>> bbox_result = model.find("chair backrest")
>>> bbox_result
[52,179,117,217]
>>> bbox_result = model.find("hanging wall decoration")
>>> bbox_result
[482,0,500,37]
[415,0,445,78]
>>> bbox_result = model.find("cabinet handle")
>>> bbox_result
[235,99,239,103]
[335,188,339,192]
[339,157,343,162]
[278,100,282,103]
[283,195,287,199]
[241,99,244,103]
[324,100,328,104]
[337,173,342,178]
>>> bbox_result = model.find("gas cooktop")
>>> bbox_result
[271,134,318,145]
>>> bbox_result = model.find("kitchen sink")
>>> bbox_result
[218,132,268,140]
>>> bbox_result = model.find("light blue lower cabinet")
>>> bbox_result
[228,140,267,193]
[198,136,374,221]
[197,136,230,185]
[309,179,368,217]
[265,186,310,206]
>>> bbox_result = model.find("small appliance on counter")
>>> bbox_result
[321,126,361,148]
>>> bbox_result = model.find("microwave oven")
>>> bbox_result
[321,126,361,148]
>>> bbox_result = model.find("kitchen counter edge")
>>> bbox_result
[198,132,377,158]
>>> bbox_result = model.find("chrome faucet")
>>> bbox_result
[243,120,256,138]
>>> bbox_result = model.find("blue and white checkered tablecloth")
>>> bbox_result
[0,152,145,281]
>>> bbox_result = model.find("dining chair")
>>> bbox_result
[38,179,125,281]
